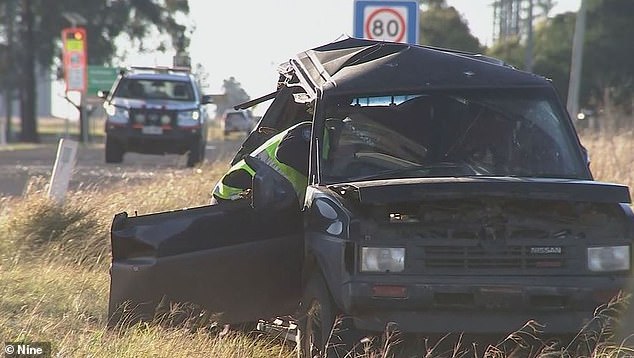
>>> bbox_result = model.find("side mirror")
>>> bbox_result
[244,156,298,211]
[97,90,110,99]
[581,145,591,168]
[201,94,213,104]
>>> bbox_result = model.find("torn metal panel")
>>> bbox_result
[108,199,303,327]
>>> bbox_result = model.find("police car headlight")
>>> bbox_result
[360,247,405,273]
[106,105,129,123]
[587,246,630,272]
[177,110,201,126]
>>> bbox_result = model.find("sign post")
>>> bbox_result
[62,27,89,142]
[354,0,419,45]
[62,27,87,93]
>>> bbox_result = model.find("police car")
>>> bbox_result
[99,66,212,167]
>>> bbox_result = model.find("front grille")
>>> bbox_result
[130,109,176,126]
[421,245,566,269]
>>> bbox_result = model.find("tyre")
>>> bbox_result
[297,273,359,358]
[105,137,124,163]
[186,139,204,167]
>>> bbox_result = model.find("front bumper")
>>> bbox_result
[106,124,202,155]
[340,276,629,334]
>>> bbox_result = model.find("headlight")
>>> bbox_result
[105,105,129,123]
[587,246,630,272]
[177,110,201,126]
[360,247,405,273]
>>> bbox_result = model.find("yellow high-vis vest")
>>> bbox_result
[212,122,310,203]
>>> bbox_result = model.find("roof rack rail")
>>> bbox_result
[124,66,191,75]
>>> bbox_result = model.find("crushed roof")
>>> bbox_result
[294,37,549,95]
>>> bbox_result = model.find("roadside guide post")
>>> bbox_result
[354,0,419,45]
[0,116,5,146]
[47,138,78,205]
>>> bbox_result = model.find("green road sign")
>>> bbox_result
[87,66,119,97]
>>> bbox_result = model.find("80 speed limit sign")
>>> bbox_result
[354,0,419,45]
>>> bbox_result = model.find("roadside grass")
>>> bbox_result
[0,159,296,357]
[0,129,632,357]
[0,143,47,151]
[580,129,634,191]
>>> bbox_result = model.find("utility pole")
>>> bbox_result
[524,0,533,72]
[567,0,587,120]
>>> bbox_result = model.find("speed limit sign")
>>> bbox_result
[354,0,419,44]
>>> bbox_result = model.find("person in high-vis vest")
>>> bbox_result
[211,121,312,205]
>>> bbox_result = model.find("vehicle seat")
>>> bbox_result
[174,84,186,98]
[128,82,145,97]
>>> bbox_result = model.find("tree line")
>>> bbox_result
[0,0,190,142]
[1,0,632,142]
[420,0,633,122]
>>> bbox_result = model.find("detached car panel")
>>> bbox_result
[108,38,634,339]
[108,158,304,325]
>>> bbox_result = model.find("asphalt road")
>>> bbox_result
[0,135,244,198]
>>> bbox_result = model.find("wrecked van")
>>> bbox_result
[108,38,633,356]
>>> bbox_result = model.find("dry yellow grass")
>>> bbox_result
[580,129,634,192]
[0,128,632,357]
[0,159,295,357]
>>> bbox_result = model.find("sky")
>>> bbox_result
[127,0,582,115]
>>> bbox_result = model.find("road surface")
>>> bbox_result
[0,135,243,198]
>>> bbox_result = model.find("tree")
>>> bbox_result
[532,12,576,103]
[419,0,483,53]
[214,77,250,118]
[582,0,634,114]
[192,63,211,92]
[528,0,633,115]
[0,0,18,141]
[1,0,191,142]
[487,35,526,69]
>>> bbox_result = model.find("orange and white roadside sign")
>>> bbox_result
[61,27,87,93]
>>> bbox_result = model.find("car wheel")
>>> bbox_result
[105,137,124,163]
[186,139,204,167]
[297,273,358,358]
